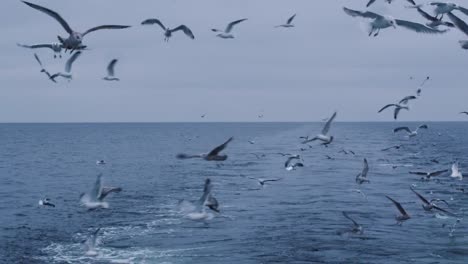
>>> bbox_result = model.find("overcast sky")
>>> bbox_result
[1,0,467,122]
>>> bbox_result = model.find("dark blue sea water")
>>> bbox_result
[1,122,467,264]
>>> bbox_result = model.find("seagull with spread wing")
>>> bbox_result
[176,137,233,161]
[212,18,248,39]
[386,195,411,225]
[409,169,448,180]
[356,158,370,184]
[343,7,448,37]
[378,103,409,120]
[50,51,81,81]
[342,211,363,234]
[410,187,455,215]
[18,42,63,58]
[103,59,119,81]
[409,2,468,19]
[79,173,122,210]
[22,1,130,51]
[302,112,337,144]
[415,7,455,28]
[393,124,428,137]
[141,18,194,41]
[366,0,415,8]
[275,14,296,28]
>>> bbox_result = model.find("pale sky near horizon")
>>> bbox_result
[1,0,468,122]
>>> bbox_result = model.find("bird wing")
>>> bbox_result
[99,187,122,200]
[141,19,166,30]
[395,19,449,34]
[362,158,369,177]
[225,18,248,33]
[321,111,337,135]
[343,7,382,19]
[393,127,412,134]
[394,107,408,120]
[460,111,468,115]
[176,153,201,159]
[429,169,449,177]
[409,171,428,175]
[287,14,296,24]
[90,173,103,201]
[386,196,408,216]
[207,137,233,156]
[410,188,430,205]
[378,104,397,113]
[342,211,359,226]
[34,53,43,68]
[456,6,468,17]
[417,8,438,21]
[65,51,81,72]
[399,95,417,104]
[263,178,281,183]
[170,25,195,39]
[22,1,73,34]
[417,124,428,131]
[18,43,55,50]
[285,156,299,167]
[366,0,377,7]
[106,59,118,77]
[407,0,416,5]
[83,25,130,36]
[197,178,212,208]
[447,12,468,36]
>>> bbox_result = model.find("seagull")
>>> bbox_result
[381,145,402,151]
[201,114,206,118]
[325,155,335,160]
[79,173,121,209]
[386,195,411,225]
[186,178,215,221]
[366,0,415,8]
[176,137,233,161]
[103,59,119,81]
[409,169,449,180]
[285,155,304,171]
[356,158,370,184]
[460,111,468,115]
[393,124,428,137]
[378,103,409,120]
[33,53,56,83]
[415,8,455,28]
[249,177,281,187]
[399,95,417,105]
[420,76,430,86]
[343,7,448,37]
[212,19,248,39]
[409,2,468,19]
[275,14,296,28]
[50,51,81,82]
[416,88,422,96]
[205,194,219,213]
[410,187,455,215]
[18,42,63,58]
[22,1,130,51]
[84,228,100,257]
[141,19,194,41]
[96,160,105,165]
[342,211,363,234]
[302,112,337,144]
[446,12,468,49]
[38,198,55,207]
[451,162,463,180]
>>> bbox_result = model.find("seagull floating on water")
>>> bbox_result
[22,1,130,51]
[393,124,428,137]
[38,198,55,207]
[386,195,411,225]
[451,162,463,180]
[103,59,119,81]
[212,19,248,39]
[275,14,296,28]
[302,111,337,144]
[142,19,194,41]
[50,51,81,82]
[33,53,56,83]
[343,7,448,37]
[177,137,233,161]
[79,173,122,210]
[356,158,370,184]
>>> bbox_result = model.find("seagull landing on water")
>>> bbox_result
[356,158,370,184]
[22,1,130,51]
[446,12,468,49]
[451,162,463,180]
[342,211,363,234]
[50,51,81,82]
[343,7,448,37]
[386,195,410,225]
[84,228,100,257]
[79,173,122,210]
[177,137,233,161]
[302,111,337,145]
[103,59,119,81]
[38,198,55,207]
[410,187,455,215]
[184,178,216,221]
[275,14,296,28]
[212,19,248,39]
[409,169,448,180]
[33,53,56,83]
[393,124,428,137]
[141,19,194,42]
[378,103,409,120]
[415,8,455,28]
[366,0,415,8]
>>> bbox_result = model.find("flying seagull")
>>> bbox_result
[302,111,337,144]
[84,228,100,257]
[50,51,81,81]
[409,169,449,180]
[177,137,233,161]
[141,19,194,41]
[342,211,363,234]
[22,1,130,51]
[18,42,63,58]
[79,173,122,209]
[386,195,411,225]
[249,177,281,187]
[275,14,296,28]
[285,155,304,171]
[381,145,402,151]
[393,124,428,137]
[378,103,409,120]
[451,162,463,180]
[366,0,415,8]
[33,53,56,83]
[356,158,370,184]
[103,59,119,81]
[343,7,448,37]
[38,198,55,207]
[446,12,468,49]
[415,8,455,28]
[410,187,455,215]
[399,95,417,105]
[416,88,422,96]
[409,2,468,18]
[460,111,468,115]
[212,18,248,39]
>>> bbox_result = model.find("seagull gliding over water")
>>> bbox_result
[302,112,337,144]
[177,137,233,161]
[393,124,428,137]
